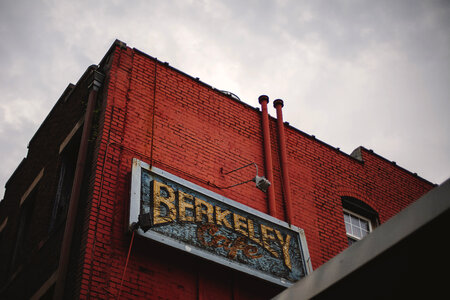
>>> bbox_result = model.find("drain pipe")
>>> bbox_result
[53,68,104,300]
[273,99,293,225]
[258,95,277,217]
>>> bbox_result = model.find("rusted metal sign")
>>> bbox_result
[129,159,311,286]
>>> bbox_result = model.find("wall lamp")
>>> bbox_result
[219,162,271,193]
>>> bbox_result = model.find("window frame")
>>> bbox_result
[343,209,373,242]
[49,121,82,232]
[341,196,379,245]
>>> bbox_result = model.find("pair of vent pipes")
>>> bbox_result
[259,95,293,225]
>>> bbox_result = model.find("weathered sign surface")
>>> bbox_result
[129,159,311,286]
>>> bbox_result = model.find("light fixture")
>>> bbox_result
[219,162,271,193]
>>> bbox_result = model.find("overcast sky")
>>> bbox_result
[0,0,449,200]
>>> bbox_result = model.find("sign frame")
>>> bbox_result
[129,158,312,287]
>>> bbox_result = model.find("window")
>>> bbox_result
[344,210,372,245]
[341,196,379,246]
[49,126,81,232]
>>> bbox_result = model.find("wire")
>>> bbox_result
[150,59,157,167]
[116,230,136,299]
[224,162,258,176]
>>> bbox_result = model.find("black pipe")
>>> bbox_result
[53,67,104,300]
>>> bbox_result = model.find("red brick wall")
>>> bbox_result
[79,44,434,299]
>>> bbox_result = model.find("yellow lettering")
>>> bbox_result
[260,224,278,258]
[215,206,232,229]
[233,213,248,237]
[178,191,194,222]
[195,197,214,223]
[152,180,176,225]
[275,230,292,270]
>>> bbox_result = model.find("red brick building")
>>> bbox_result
[0,40,435,299]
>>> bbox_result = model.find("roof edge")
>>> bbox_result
[358,146,436,186]
[103,40,435,186]
[131,47,261,114]
[27,65,98,149]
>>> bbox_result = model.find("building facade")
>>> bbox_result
[0,40,435,299]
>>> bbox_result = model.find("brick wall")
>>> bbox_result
[77,42,434,299]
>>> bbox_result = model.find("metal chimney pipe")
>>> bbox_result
[258,95,277,217]
[273,99,293,224]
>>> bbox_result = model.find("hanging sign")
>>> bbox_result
[129,159,311,286]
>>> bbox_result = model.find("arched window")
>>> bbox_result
[341,196,379,245]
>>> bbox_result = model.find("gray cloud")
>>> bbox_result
[0,0,449,199]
